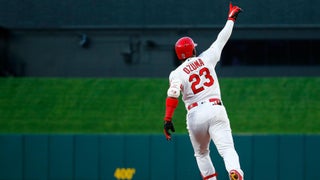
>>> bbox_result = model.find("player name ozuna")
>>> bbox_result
[183,58,205,74]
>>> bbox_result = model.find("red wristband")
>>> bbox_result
[164,97,179,121]
[228,17,235,22]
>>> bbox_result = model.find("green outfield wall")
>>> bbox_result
[0,134,319,180]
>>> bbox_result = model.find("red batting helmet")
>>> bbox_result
[175,37,197,60]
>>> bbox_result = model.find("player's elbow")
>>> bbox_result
[167,87,180,98]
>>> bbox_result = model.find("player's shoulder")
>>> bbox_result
[169,63,186,80]
[198,47,220,64]
[198,51,212,62]
[169,69,179,79]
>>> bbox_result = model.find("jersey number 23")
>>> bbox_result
[188,67,214,94]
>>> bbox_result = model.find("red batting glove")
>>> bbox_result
[228,2,243,22]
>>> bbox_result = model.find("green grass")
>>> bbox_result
[0,77,319,134]
[221,78,320,133]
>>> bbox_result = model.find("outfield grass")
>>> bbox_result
[0,77,319,134]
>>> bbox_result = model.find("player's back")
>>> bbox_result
[170,55,221,109]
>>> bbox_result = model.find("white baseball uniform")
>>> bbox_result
[167,20,243,179]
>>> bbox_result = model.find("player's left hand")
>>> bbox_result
[164,120,175,140]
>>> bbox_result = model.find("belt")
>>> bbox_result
[187,98,222,110]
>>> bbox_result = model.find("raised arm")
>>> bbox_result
[215,2,242,49]
[212,20,234,53]
[200,2,242,62]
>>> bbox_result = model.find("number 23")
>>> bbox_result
[189,67,214,94]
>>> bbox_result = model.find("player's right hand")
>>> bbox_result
[228,2,243,22]
[164,120,175,141]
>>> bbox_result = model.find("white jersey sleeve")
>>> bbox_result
[167,72,182,98]
[199,20,234,66]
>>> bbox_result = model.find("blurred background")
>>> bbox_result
[0,0,319,179]
[0,0,319,77]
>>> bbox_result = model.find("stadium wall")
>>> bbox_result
[3,29,320,77]
[1,0,320,77]
[0,0,318,29]
[0,134,319,180]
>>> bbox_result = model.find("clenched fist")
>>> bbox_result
[164,120,175,140]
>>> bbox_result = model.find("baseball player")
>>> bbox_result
[162,2,243,180]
